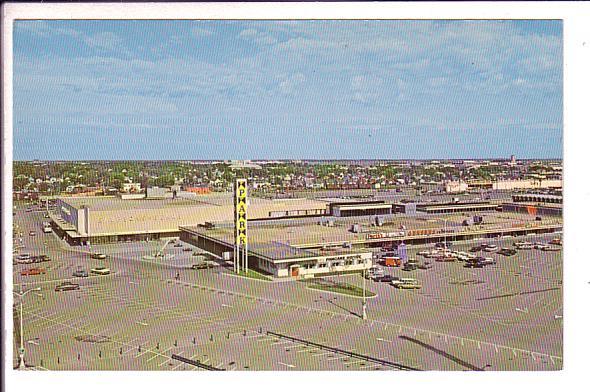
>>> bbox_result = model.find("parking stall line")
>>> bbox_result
[147,346,174,362]
[284,344,306,349]
[311,352,331,358]
[51,320,94,335]
[362,364,383,370]
[325,356,349,362]
[296,348,317,354]
[270,341,290,346]
[123,341,149,355]
[32,314,72,329]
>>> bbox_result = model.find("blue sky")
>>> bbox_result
[13,20,562,160]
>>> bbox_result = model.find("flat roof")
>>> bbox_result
[335,204,392,211]
[182,210,562,260]
[418,203,499,211]
[57,194,328,236]
[503,202,563,209]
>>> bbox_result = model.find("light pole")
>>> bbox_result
[362,258,367,320]
[14,286,41,369]
[443,217,448,248]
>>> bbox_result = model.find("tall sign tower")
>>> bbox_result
[234,179,248,273]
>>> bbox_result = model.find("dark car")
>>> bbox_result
[474,256,496,266]
[191,263,214,270]
[90,253,107,260]
[372,275,396,283]
[73,269,89,278]
[469,246,483,252]
[173,243,183,248]
[435,242,452,249]
[55,282,80,292]
[497,248,517,256]
[463,262,484,268]
[402,262,418,271]
[183,248,192,252]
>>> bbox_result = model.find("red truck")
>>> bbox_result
[383,256,402,267]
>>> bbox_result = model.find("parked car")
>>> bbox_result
[90,267,111,275]
[183,248,192,252]
[473,256,496,265]
[542,246,561,252]
[383,256,402,267]
[29,231,36,236]
[497,248,517,256]
[366,266,385,279]
[21,268,46,276]
[533,243,550,250]
[483,244,498,252]
[417,261,433,270]
[55,282,80,292]
[464,261,485,268]
[550,238,562,245]
[469,246,483,252]
[514,241,532,247]
[402,262,418,271]
[416,250,431,257]
[173,243,183,248]
[191,263,214,270]
[73,268,89,278]
[372,275,397,283]
[42,227,52,233]
[435,256,457,263]
[435,242,452,250]
[393,278,422,289]
[16,253,31,261]
[90,253,107,260]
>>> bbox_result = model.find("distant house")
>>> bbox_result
[121,183,142,193]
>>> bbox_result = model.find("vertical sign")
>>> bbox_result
[398,242,408,263]
[235,179,248,272]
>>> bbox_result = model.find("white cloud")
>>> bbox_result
[191,27,213,38]
[238,28,278,45]
[278,73,306,95]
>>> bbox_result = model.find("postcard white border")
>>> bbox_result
[2,2,588,392]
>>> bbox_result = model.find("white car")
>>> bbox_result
[483,245,498,252]
[42,227,52,233]
[367,266,385,279]
[90,267,111,275]
[416,250,430,257]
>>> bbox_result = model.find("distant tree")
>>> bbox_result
[13,177,29,191]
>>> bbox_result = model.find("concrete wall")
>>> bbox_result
[273,252,373,278]
[445,181,469,193]
[492,179,562,190]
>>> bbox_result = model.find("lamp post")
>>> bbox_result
[14,286,41,369]
[362,258,367,320]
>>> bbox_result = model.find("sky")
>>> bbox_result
[12,20,563,160]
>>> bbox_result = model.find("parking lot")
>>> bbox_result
[12,205,562,371]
